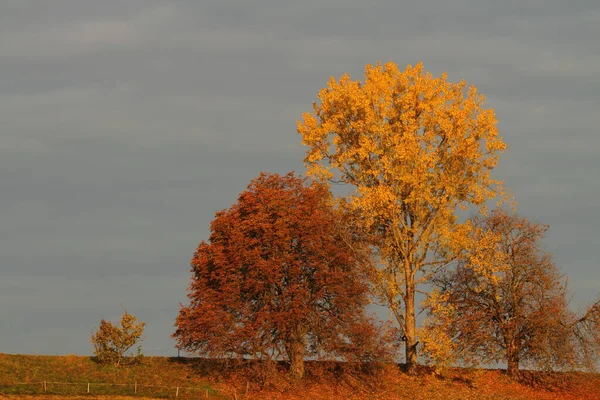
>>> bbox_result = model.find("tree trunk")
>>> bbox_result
[507,354,519,377]
[506,339,520,377]
[285,328,306,380]
[404,282,418,373]
[288,344,304,380]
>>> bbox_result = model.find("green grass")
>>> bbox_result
[0,353,222,399]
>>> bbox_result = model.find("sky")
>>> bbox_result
[1,0,598,357]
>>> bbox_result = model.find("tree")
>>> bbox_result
[573,299,600,369]
[91,309,145,366]
[297,61,506,370]
[174,172,389,380]
[421,209,600,376]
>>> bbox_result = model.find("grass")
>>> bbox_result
[1,353,599,399]
[0,353,220,399]
[0,397,157,400]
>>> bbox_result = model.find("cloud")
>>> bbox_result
[0,3,177,59]
[0,0,598,356]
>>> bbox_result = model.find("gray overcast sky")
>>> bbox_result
[1,0,598,357]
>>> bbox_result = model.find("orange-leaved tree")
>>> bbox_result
[421,209,600,376]
[297,61,506,370]
[174,172,391,380]
[91,308,145,366]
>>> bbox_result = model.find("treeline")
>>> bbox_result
[170,61,599,380]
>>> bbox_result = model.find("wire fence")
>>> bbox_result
[0,381,230,399]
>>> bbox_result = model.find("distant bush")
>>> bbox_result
[91,308,145,366]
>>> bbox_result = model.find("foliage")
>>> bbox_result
[174,172,393,380]
[297,61,506,369]
[91,309,145,367]
[421,209,600,376]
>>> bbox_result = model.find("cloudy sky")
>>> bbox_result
[1,0,598,357]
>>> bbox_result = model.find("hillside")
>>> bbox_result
[1,353,599,399]
[0,354,218,399]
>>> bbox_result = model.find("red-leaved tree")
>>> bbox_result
[174,172,391,380]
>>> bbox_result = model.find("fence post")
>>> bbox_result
[134,381,137,394]
[175,386,180,397]
[205,389,209,399]
[87,383,90,393]
[43,381,46,392]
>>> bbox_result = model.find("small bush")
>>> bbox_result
[91,308,145,366]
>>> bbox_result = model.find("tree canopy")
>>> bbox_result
[297,61,506,369]
[174,172,389,380]
[421,209,600,376]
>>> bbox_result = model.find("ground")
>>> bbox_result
[1,354,598,399]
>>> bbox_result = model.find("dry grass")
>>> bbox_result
[0,396,159,400]
[211,363,600,400]
[0,353,218,398]
[1,353,599,399]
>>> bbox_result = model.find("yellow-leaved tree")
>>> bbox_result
[91,308,145,366]
[297,61,506,370]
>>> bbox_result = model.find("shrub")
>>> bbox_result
[91,308,145,366]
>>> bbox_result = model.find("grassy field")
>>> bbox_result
[1,353,599,399]
[0,397,158,400]
[0,353,219,399]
